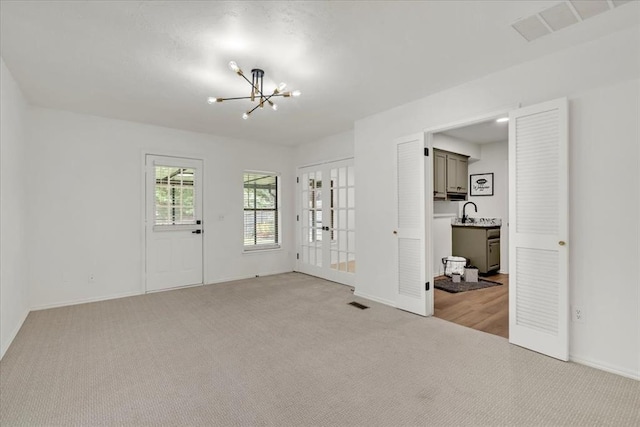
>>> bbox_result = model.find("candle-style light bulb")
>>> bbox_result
[242,112,250,120]
[228,61,240,72]
[207,97,218,104]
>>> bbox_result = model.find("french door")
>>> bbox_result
[145,155,204,292]
[509,98,569,361]
[297,159,355,286]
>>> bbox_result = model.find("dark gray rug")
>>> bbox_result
[434,276,502,293]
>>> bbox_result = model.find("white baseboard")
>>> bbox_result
[0,308,30,361]
[206,270,294,285]
[570,354,639,381]
[30,291,143,311]
[353,291,396,308]
[31,272,295,310]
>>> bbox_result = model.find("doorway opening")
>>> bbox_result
[428,114,510,339]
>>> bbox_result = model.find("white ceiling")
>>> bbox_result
[1,1,638,145]
[441,118,509,145]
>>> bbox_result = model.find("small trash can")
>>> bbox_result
[442,256,467,277]
[464,266,478,283]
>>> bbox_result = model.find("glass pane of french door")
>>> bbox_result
[329,164,355,273]
[300,170,323,267]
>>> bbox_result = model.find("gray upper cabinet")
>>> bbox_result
[434,150,447,199]
[456,156,468,194]
[433,149,468,200]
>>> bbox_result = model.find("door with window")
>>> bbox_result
[297,159,355,286]
[145,155,203,292]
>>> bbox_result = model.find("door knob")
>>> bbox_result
[393,230,398,235]
[559,241,566,246]
[192,230,202,234]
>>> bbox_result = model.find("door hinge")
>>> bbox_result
[424,148,429,157]
[296,253,299,260]
[296,177,299,183]
[425,281,430,291]
[296,215,299,221]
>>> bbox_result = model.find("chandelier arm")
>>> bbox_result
[217,93,286,102]
[238,73,255,88]
[247,103,262,115]
[215,96,258,101]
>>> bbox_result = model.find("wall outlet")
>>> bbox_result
[572,306,585,323]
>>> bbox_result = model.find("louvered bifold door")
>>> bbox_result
[395,133,427,316]
[508,98,569,361]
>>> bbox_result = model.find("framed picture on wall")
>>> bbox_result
[470,173,494,196]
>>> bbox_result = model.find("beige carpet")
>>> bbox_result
[1,272,638,426]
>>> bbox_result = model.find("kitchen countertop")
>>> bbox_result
[451,217,501,228]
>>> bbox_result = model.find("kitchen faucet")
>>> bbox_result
[462,202,477,224]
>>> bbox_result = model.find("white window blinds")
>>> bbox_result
[243,172,280,250]
[154,166,195,225]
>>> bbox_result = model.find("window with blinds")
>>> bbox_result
[154,166,195,225]
[244,172,280,250]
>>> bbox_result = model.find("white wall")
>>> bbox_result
[294,129,354,167]
[432,133,481,160]
[0,58,30,358]
[567,79,639,377]
[354,26,640,378]
[468,141,509,273]
[433,214,455,276]
[26,108,295,309]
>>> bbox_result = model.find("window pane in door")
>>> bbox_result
[154,166,196,225]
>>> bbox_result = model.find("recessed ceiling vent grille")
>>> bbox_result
[512,1,630,42]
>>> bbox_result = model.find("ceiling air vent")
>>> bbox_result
[512,15,551,42]
[540,2,579,31]
[570,1,610,20]
[512,0,632,42]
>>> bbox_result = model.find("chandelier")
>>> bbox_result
[207,61,301,119]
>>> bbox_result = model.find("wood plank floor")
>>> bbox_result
[434,273,509,339]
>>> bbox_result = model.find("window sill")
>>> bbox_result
[243,246,282,255]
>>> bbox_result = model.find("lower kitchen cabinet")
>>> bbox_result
[452,226,500,274]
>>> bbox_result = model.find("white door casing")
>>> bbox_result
[297,159,355,286]
[394,133,432,316]
[145,155,204,292]
[508,98,569,361]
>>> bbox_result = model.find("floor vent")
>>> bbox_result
[348,301,369,310]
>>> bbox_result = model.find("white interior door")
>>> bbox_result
[146,155,204,292]
[394,133,430,316]
[508,98,569,361]
[297,159,355,286]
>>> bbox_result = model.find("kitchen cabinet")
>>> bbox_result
[433,149,468,201]
[452,225,500,274]
[446,153,468,194]
[433,150,447,199]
